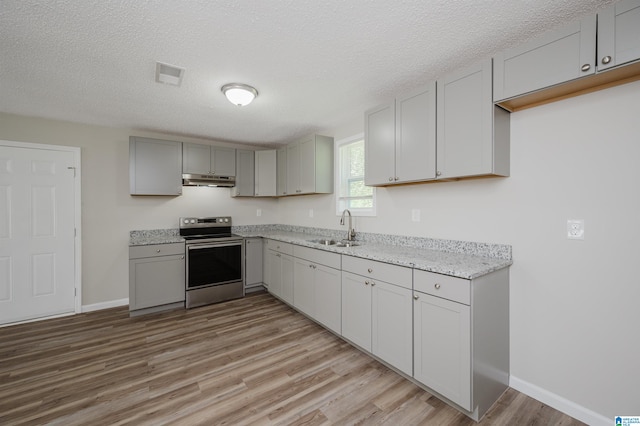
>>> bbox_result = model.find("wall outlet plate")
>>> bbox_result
[567,219,585,240]
[411,209,421,222]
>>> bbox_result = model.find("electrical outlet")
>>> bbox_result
[256,208,262,217]
[411,209,421,222]
[567,219,585,240]
[309,209,314,218]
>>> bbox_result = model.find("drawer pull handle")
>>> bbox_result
[367,268,373,273]
[413,294,419,300]
[434,283,441,290]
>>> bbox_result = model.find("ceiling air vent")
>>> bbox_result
[155,62,185,86]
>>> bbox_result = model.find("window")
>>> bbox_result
[336,134,375,216]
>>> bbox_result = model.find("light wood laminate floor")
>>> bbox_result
[0,292,585,425]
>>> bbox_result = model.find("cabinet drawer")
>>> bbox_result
[342,256,412,290]
[414,269,470,305]
[265,240,293,255]
[293,245,341,270]
[129,242,185,259]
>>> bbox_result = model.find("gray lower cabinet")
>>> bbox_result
[437,59,510,179]
[341,256,413,376]
[129,242,185,315]
[413,268,509,420]
[244,238,263,293]
[129,136,182,196]
[265,240,294,305]
[292,246,341,334]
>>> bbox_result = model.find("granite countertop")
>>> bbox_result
[234,229,512,280]
[129,226,512,280]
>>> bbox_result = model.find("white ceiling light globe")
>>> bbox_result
[221,83,258,106]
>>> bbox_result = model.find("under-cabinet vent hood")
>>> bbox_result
[182,173,236,187]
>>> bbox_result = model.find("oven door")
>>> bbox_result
[186,241,243,290]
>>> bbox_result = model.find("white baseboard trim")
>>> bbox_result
[82,298,129,313]
[509,376,610,426]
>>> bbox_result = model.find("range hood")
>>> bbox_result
[182,173,236,187]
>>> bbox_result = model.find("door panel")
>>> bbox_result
[0,144,76,325]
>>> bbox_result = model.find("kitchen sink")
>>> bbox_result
[309,238,337,245]
[336,241,360,247]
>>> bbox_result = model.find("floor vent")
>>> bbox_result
[155,62,185,86]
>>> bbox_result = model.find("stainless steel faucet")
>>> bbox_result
[340,209,356,241]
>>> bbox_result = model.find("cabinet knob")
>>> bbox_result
[365,280,370,285]
[394,177,399,181]
[434,283,441,290]
[436,171,442,177]
[370,281,376,287]
[181,256,184,259]
[413,294,419,300]
[276,253,281,257]
[602,56,612,65]
[367,268,373,273]
[156,249,161,253]
[581,63,591,72]
[388,177,393,182]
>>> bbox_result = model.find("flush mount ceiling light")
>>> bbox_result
[221,83,258,106]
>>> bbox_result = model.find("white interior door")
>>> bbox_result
[0,142,78,325]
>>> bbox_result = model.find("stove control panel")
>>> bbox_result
[180,216,232,228]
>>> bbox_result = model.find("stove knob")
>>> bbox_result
[224,218,229,223]
[190,219,195,224]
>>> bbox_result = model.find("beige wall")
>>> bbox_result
[2,79,638,422]
[0,114,279,306]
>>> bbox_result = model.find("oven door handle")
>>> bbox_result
[187,241,243,251]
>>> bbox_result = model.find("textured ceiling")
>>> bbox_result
[0,0,616,145]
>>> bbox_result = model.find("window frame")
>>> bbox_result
[334,133,376,217]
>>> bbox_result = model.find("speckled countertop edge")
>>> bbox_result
[130,225,512,279]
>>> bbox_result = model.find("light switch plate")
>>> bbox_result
[567,219,585,240]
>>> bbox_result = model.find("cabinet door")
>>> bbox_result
[182,143,211,174]
[298,136,316,194]
[280,254,294,305]
[277,147,288,196]
[293,258,314,316]
[286,143,300,194]
[414,293,471,411]
[364,102,395,186]
[232,150,255,197]
[341,271,372,351]
[129,137,182,195]
[266,249,282,297]
[263,242,272,289]
[255,150,277,197]
[493,16,596,101]
[437,59,494,179]
[372,281,413,376]
[212,147,236,177]
[313,264,341,334]
[129,255,185,310]
[396,82,437,183]
[244,238,263,287]
[597,0,640,71]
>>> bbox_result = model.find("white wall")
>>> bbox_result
[282,81,640,421]
[0,113,279,306]
[1,79,638,421]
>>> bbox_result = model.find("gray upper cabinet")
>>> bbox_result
[276,147,287,196]
[284,134,333,195]
[597,0,640,72]
[231,149,255,197]
[129,136,182,196]
[437,59,510,179]
[493,16,596,102]
[254,150,277,197]
[365,82,436,186]
[183,143,236,177]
